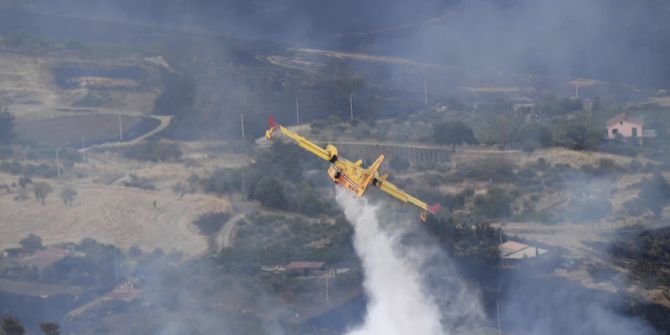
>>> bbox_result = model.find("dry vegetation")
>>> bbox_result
[0,52,161,146]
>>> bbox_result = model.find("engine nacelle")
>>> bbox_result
[325,144,338,160]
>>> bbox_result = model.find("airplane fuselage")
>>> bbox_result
[327,164,367,196]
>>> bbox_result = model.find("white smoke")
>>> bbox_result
[336,189,484,335]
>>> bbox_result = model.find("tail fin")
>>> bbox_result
[360,154,384,192]
[268,115,279,129]
[420,204,441,222]
[428,203,441,215]
[266,115,280,139]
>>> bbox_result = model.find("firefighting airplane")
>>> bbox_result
[265,116,441,221]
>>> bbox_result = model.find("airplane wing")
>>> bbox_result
[265,116,347,170]
[373,177,441,218]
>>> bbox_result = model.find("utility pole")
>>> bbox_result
[349,93,354,122]
[240,113,246,140]
[55,149,61,181]
[113,247,119,283]
[295,97,300,125]
[81,136,86,163]
[241,168,246,197]
[424,79,428,105]
[575,83,580,98]
[499,225,504,267]
[325,271,330,304]
[497,299,502,335]
[118,114,124,142]
[497,224,503,335]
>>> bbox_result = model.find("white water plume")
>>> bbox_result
[336,189,483,335]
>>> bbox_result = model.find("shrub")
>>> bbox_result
[2,317,25,335]
[389,156,410,171]
[353,121,372,139]
[123,174,156,190]
[58,148,82,163]
[582,158,621,176]
[599,142,640,157]
[18,176,32,189]
[33,182,52,205]
[201,168,243,195]
[193,212,230,236]
[252,177,288,210]
[564,197,612,222]
[128,245,143,258]
[433,120,478,151]
[0,161,57,178]
[122,141,182,162]
[60,186,77,206]
[556,122,603,151]
[474,188,513,219]
[455,158,516,182]
[638,172,670,217]
[0,108,16,144]
[293,188,331,216]
[19,233,44,251]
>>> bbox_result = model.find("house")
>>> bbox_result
[499,241,547,261]
[286,261,327,277]
[606,112,656,142]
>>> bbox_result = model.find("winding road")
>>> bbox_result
[78,114,173,153]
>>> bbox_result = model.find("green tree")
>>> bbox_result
[521,139,537,157]
[39,322,60,335]
[0,108,16,144]
[60,186,77,206]
[171,181,190,198]
[2,317,25,335]
[474,188,513,219]
[433,121,478,151]
[18,176,31,190]
[564,123,601,151]
[389,156,410,171]
[33,181,52,205]
[193,212,229,251]
[537,125,554,147]
[639,172,670,217]
[19,233,43,251]
[252,177,288,209]
[193,212,229,236]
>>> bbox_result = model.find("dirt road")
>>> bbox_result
[79,114,173,153]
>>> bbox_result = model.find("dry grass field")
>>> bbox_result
[0,141,255,256]
[0,179,230,256]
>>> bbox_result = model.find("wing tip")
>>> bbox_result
[428,203,441,214]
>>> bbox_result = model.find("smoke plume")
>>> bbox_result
[336,189,484,335]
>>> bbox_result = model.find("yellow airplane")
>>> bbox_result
[265,115,441,221]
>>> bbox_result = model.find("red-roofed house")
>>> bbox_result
[606,112,656,143]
